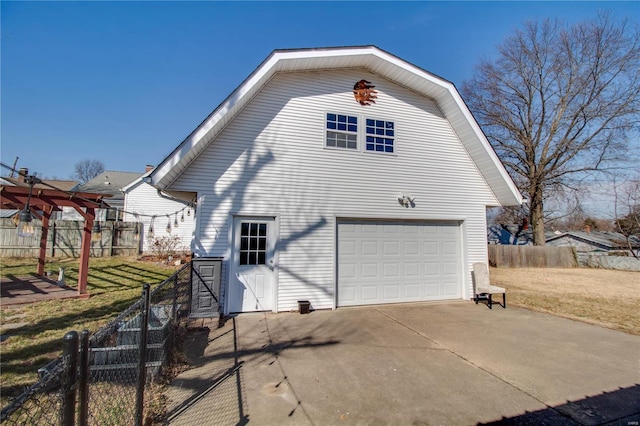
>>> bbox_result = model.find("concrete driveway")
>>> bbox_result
[165,302,640,425]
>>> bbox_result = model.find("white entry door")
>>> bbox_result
[228,217,276,313]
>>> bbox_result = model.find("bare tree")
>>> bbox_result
[613,179,640,258]
[463,14,640,245]
[72,159,105,184]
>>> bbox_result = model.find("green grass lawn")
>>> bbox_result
[0,256,176,407]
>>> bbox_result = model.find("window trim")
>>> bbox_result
[364,117,395,155]
[325,113,359,151]
[323,112,398,156]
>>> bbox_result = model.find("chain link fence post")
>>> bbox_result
[78,330,90,426]
[135,283,151,426]
[62,331,79,426]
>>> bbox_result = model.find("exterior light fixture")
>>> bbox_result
[16,208,35,238]
[397,193,416,207]
[180,211,185,222]
[174,214,179,228]
[166,215,172,233]
[16,175,37,238]
[187,208,191,217]
[148,216,155,237]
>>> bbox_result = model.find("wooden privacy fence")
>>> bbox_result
[488,244,578,268]
[0,218,140,257]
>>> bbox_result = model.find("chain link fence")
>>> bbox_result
[1,262,193,425]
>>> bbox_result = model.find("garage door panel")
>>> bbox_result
[362,286,378,300]
[340,240,357,255]
[404,262,420,276]
[443,241,458,255]
[383,263,399,278]
[384,285,400,299]
[362,241,378,255]
[362,263,378,277]
[424,242,439,255]
[338,220,462,307]
[405,284,420,298]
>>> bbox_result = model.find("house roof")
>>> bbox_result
[2,177,79,191]
[73,171,141,197]
[149,45,522,206]
[546,231,640,249]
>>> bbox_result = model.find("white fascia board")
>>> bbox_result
[151,52,284,189]
[121,177,143,193]
[445,88,523,206]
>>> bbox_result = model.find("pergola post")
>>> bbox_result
[1,184,108,298]
[77,207,95,296]
[37,205,53,276]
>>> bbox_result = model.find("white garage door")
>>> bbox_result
[337,220,462,307]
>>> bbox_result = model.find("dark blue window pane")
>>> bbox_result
[386,130,394,136]
[338,115,346,122]
[366,119,374,126]
[366,127,374,134]
[376,144,384,151]
[348,116,357,124]
[376,120,384,127]
[366,144,374,150]
[385,139,393,145]
[347,124,356,132]
[259,223,266,236]
[327,113,336,121]
[385,146,394,152]
[327,122,336,129]
[376,137,384,144]
[338,123,346,131]
[386,122,394,129]
[376,128,383,135]
[366,136,374,142]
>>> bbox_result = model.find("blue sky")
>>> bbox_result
[2,1,638,204]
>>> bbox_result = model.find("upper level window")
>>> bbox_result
[326,113,358,150]
[366,119,394,153]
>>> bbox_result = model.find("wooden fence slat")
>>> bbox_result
[0,218,140,258]
[488,245,577,268]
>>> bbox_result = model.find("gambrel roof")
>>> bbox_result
[150,46,522,206]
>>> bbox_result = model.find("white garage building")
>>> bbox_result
[147,46,522,314]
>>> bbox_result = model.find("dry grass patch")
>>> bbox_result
[0,256,176,407]
[490,267,640,335]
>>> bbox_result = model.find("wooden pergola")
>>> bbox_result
[0,184,110,296]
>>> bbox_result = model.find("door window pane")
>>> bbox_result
[239,221,268,265]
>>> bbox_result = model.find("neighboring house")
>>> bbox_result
[147,46,522,314]
[122,172,196,254]
[61,171,141,221]
[487,224,532,245]
[546,230,640,257]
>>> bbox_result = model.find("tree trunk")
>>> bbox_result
[530,187,546,246]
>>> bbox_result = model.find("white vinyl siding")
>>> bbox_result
[170,69,497,312]
[123,182,195,253]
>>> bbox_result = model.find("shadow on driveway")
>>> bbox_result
[165,303,640,425]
